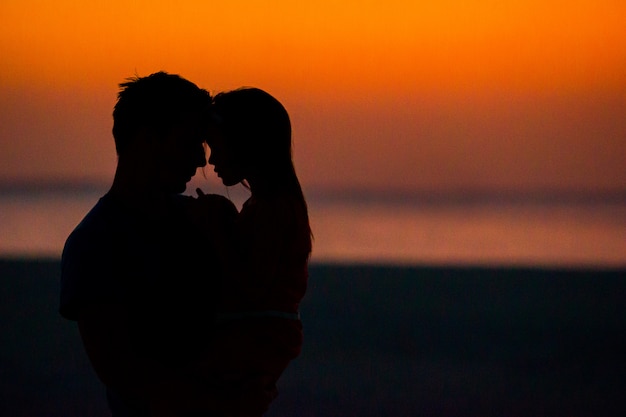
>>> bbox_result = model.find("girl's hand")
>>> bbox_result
[194,188,238,224]
[186,190,238,261]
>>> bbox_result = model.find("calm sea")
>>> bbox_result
[1,186,625,268]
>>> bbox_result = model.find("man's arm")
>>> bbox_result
[77,304,275,415]
[77,304,154,400]
[77,304,216,413]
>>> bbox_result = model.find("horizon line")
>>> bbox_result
[1,178,625,204]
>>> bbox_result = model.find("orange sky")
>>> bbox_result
[1,0,625,193]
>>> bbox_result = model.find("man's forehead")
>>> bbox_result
[178,108,207,123]
[174,110,209,129]
[205,125,226,145]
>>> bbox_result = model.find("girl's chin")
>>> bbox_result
[219,174,244,187]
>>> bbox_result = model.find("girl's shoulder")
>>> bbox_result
[240,195,309,235]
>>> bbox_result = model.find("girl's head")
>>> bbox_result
[208,87,295,193]
[210,87,313,257]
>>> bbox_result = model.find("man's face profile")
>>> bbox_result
[152,113,207,194]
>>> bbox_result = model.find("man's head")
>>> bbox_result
[112,72,210,194]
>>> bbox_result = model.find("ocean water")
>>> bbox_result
[1,187,625,267]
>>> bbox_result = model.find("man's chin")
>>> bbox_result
[168,182,188,194]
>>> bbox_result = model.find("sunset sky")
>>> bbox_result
[1,0,625,195]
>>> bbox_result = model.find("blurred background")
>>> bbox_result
[1,2,625,416]
[1,0,625,266]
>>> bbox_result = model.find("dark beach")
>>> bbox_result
[1,258,624,416]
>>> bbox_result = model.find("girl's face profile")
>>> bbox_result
[207,130,244,186]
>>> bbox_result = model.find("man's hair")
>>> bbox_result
[112,71,210,155]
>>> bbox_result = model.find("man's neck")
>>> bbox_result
[108,163,170,209]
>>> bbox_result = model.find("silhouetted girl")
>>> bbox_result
[197,87,312,416]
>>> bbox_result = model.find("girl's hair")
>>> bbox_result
[212,87,312,255]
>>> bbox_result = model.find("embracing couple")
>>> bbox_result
[60,72,312,416]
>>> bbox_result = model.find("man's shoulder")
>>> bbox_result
[59,195,133,320]
[63,194,130,253]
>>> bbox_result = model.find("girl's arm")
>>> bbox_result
[233,198,290,303]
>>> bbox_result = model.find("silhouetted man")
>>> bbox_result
[60,72,275,416]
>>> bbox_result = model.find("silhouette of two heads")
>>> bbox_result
[109,72,297,195]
